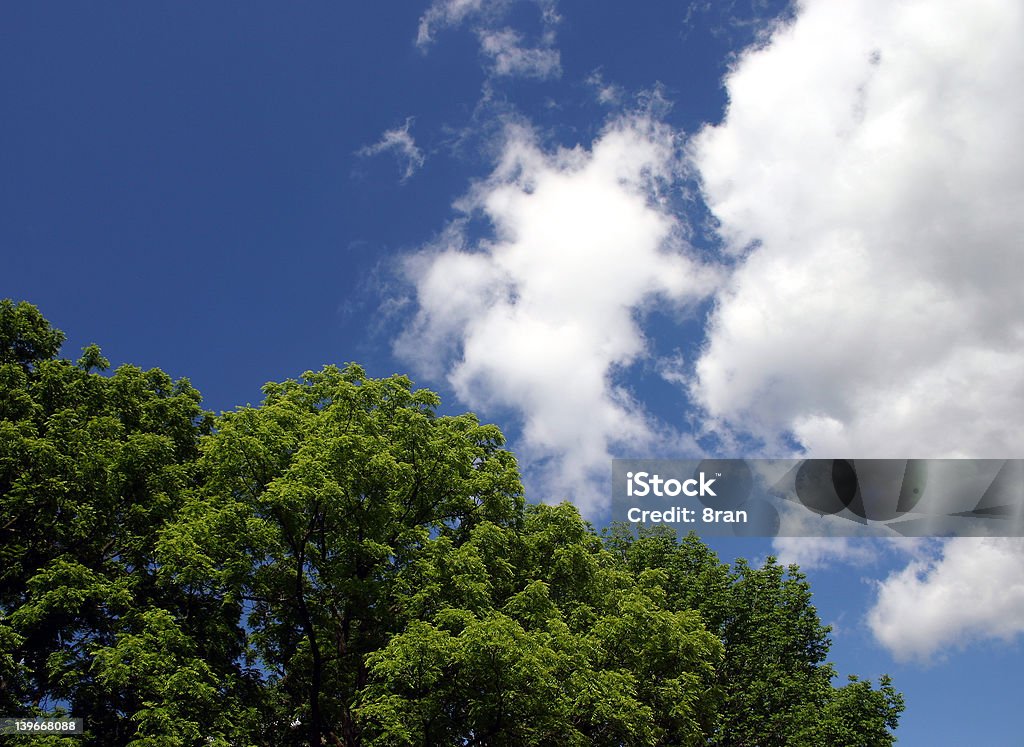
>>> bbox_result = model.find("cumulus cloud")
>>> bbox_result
[687,0,1024,658]
[357,119,425,182]
[868,538,1024,662]
[417,0,562,80]
[397,116,718,512]
[689,0,1024,458]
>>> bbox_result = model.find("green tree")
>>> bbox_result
[1,301,903,745]
[0,300,253,745]
[794,674,904,747]
[358,504,723,746]
[159,364,524,745]
[0,299,65,371]
[608,524,905,746]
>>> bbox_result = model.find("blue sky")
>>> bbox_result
[3,1,1023,743]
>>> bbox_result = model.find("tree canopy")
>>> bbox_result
[0,300,903,745]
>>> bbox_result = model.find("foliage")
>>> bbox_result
[605,526,904,746]
[0,300,250,745]
[0,301,904,745]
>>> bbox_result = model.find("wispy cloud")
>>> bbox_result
[396,114,718,512]
[416,0,486,48]
[681,0,797,46]
[357,118,425,182]
[417,0,562,80]
[585,69,623,106]
[478,28,560,79]
[772,537,878,571]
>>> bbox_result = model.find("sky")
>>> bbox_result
[3,0,1024,742]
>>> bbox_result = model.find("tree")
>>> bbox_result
[0,299,65,371]
[1,301,904,745]
[357,503,723,746]
[159,364,525,745]
[607,525,905,746]
[1,300,252,745]
[795,674,903,747]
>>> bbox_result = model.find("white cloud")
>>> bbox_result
[416,0,487,47]
[417,0,562,80]
[772,533,932,571]
[357,119,425,182]
[868,538,1024,662]
[689,0,1024,458]
[586,70,623,106]
[773,537,877,570]
[397,116,718,512]
[688,0,1024,661]
[479,28,560,79]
